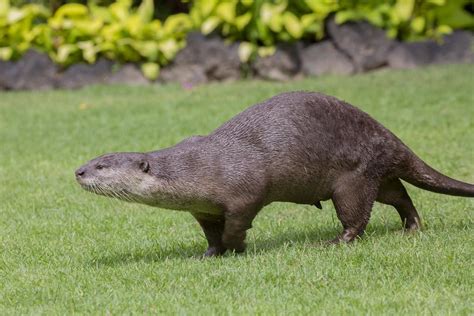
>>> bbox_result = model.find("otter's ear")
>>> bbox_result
[139,161,150,173]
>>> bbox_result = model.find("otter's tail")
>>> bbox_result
[400,153,474,197]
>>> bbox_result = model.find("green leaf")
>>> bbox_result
[387,27,398,39]
[216,1,236,23]
[434,0,474,29]
[257,46,275,57]
[301,13,317,28]
[283,11,303,39]
[305,0,336,15]
[116,38,141,62]
[100,24,121,42]
[435,24,452,35]
[125,15,143,37]
[268,15,283,32]
[241,0,253,7]
[24,4,49,19]
[256,19,272,45]
[261,1,287,25]
[238,41,255,63]
[137,0,153,23]
[88,4,112,23]
[163,13,193,35]
[198,0,218,17]
[54,3,88,19]
[74,19,103,35]
[260,3,273,24]
[335,10,362,24]
[0,46,13,60]
[393,0,415,22]
[235,12,252,31]
[0,0,9,19]
[132,40,159,61]
[8,8,25,24]
[428,0,445,5]
[77,41,97,63]
[157,38,179,60]
[201,16,221,34]
[109,0,132,22]
[55,44,79,64]
[411,16,425,33]
[141,62,159,80]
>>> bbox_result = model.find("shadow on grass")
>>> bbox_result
[91,222,406,266]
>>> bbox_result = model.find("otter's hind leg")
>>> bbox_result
[376,179,421,231]
[222,203,261,254]
[330,177,378,243]
[192,214,226,257]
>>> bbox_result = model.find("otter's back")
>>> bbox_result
[209,92,407,203]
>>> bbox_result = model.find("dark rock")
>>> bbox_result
[106,64,149,85]
[327,17,394,71]
[388,42,437,69]
[436,31,474,63]
[388,30,474,69]
[56,58,114,89]
[171,32,241,81]
[0,50,58,90]
[301,41,355,76]
[159,64,208,87]
[253,43,302,81]
[0,60,14,90]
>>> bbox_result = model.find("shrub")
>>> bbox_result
[0,0,193,79]
[189,0,333,61]
[1,0,473,75]
[190,0,474,61]
[336,0,474,39]
[0,0,49,60]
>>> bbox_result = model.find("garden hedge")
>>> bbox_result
[1,0,473,79]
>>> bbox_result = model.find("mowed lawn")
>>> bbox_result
[0,64,473,315]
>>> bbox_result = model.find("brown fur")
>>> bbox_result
[76,92,474,256]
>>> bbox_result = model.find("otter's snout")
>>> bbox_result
[75,166,87,179]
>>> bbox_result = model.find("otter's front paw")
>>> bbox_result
[222,236,246,254]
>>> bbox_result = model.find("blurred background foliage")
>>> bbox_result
[1,0,473,78]
[8,0,190,20]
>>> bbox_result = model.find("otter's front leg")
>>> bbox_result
[192,214,226,257]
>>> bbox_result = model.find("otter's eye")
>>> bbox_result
[96,164,104,170]
[139,161,150,173]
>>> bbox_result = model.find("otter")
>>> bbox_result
[75,92,474,257]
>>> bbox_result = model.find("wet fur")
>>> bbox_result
[76,92,474,256]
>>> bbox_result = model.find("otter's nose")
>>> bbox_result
[75,167,86,178]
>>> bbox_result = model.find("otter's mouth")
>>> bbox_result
[76,177,108,195]
[79,182,138,203]
[79,183,106,195]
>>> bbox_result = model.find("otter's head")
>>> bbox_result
[75,152,159,204]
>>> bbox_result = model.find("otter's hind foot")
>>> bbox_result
[203,246,226,257]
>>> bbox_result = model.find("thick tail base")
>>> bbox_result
[401,156,474,197]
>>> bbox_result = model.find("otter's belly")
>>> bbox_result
[146,197,223,215]
[267,174,334,205]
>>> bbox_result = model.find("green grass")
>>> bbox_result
[1,64,473,315]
